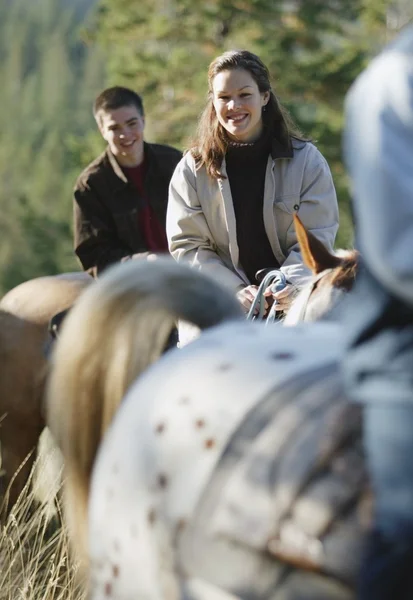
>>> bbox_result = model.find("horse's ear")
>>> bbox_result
[293,214,342,275]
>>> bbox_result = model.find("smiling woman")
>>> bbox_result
[166,50,339,337]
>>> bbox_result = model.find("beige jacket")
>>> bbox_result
[167,139,339,292]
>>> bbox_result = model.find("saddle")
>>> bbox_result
[178,364,369,598]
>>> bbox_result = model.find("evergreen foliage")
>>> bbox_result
[0,0,104,294]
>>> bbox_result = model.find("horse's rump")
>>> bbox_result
[0,272,93,325]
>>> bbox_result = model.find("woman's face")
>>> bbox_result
[212,68,269,143]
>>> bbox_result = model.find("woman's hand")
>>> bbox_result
[236,285,269,314]
[264,284,295,312]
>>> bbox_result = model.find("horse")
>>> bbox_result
[88,311,366,600]
[283,215,358,324]
[0,272,93,518]
[45,217,360,584]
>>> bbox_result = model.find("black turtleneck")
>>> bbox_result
[225,130,280,285]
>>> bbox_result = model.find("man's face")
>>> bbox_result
[97,104,145,167]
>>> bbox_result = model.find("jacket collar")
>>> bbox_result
[106,147,128,183]
[270,135,293,160]
[106,143,152,186]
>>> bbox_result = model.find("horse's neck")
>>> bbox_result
[283,279,314,325]
[283,269,339,325]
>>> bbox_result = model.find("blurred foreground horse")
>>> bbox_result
[0,272,93,518]
[46,218,363,599]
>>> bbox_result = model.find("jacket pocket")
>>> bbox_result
[273,195,300,251]
[274,194,300,215]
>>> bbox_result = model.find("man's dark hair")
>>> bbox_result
[93,86,145,122]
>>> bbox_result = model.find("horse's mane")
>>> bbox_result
[46,257,243,571]
[284,248,359,325]
[330,249,359,291]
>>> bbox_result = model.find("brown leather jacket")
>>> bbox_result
[73,142,182,276]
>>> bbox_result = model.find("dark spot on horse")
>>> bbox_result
[176,518,187,533]
[112,564,120,578]
[179,397,190,405]
[158,473,168,489]
[205,438,216,449]
[112,463,119,474]
[271,352,294,361]
[113,539,121,553]
[217,363,233,372]
[148,508,157,525]
[155,422,166,434]
[107,488,114,499]
[195,419,205,429]
[104,581,112,596]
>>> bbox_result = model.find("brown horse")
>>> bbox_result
[45,219,360,578]
[0,272,93,518]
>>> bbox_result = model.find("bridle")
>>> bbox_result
[246,270,288,323]
[246,267,336,325]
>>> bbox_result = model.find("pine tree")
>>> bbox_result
[0,0,104,294]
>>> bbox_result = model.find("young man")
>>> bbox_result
[74,87,182,277]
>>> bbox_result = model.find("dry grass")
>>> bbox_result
[0,432,85,600]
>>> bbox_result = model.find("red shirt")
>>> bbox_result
[123,161,168,252]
